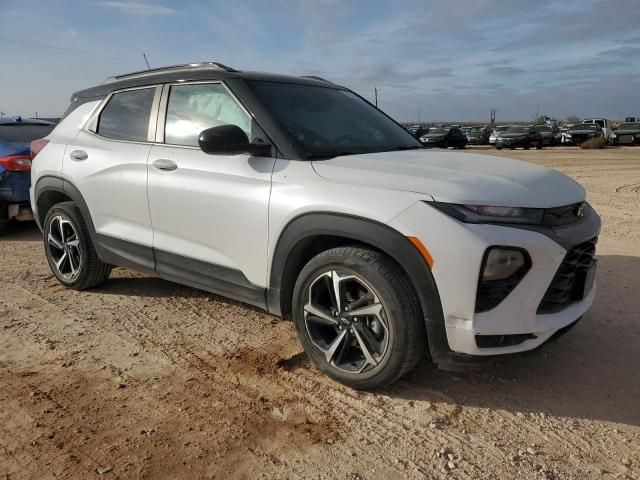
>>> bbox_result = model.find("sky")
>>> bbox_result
[1,0,639,122]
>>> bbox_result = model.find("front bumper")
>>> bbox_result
[389,201,600,358]
[467,137,486,145]
[497,137,527,147]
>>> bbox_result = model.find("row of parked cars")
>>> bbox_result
[0,116,56,232]
[406,118,640,150]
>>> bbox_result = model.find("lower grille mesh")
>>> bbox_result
[537,237,597,314]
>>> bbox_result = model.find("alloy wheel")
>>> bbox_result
[47,215,82,281]
[304,270,390,374]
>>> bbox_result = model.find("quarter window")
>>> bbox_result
[164,83,251,147]
[97,88,155,142]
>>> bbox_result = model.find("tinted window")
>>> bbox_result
[165,83,251,146]
[0,124,54,144]
[248,80,420,158]
[97,88,155,142]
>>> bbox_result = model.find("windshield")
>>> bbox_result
[469,127,485,133]
[531,126,551,132]
[570,124,597,131]
[428,128,449,134]
[0,124,54,144]
[248,81,420,158]
[496,126,511,132]
[506,126,529,133]
[619,123,640,130]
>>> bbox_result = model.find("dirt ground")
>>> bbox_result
[1,146,639,479]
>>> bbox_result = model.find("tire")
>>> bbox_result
[43,202,112,290]
[0,204,8,234]
[524,143,530,150]
[536,142,543,150]
[292,246,425,390]
[496,146,503,150]
[442,140,449,149]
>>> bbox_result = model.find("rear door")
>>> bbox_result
[64,86,159,248]
[147,82,275,302]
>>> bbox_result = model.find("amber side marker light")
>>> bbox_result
[407,236,434,269]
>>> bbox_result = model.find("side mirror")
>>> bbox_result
[198,124,271,156]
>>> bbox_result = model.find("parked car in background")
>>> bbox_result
[560,124,574,144]
[495,126,543,150]
[489,125,511,145]
[581,118,614,144]
[466,126,490,145]
[563,123,604,146]
[419,126,467,149]
[615,122,640,146]
[406,124,429,139]
[531,124,560,146]
[30,62,600,389]
[0,116,55,231]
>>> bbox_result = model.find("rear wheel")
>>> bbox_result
[43,202,112,290]
[442,139,449,149]
[0,203,8,233]
[292,246,425,390]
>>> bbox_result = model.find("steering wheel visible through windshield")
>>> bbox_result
[248,80,421,158]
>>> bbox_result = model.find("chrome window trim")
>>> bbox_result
[83,85,162,144]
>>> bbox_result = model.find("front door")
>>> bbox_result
[147,82,275,304]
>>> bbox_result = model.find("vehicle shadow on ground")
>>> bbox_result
[385,253,640,427]
[0,221,41,242]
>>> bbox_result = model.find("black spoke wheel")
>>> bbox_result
[293,246,426,389]
[43,202,112,289]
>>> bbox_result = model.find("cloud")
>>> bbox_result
[101,2,176,16]
[485,65,525,76]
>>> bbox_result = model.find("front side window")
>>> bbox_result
[248,80,420,158]
[164,83,251,146]
[97,88,155,142]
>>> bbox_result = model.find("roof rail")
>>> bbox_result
[301,75,333,84]
[105,62,237,83]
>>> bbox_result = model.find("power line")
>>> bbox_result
[0,35,137,64]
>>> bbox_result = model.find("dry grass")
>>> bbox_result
[579,137,608,149]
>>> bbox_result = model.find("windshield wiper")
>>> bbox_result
[305,151,358,159]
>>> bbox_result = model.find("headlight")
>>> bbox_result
[481,247,529,281]
[428,202,544,225]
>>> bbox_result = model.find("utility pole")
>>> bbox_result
[374,87,378,108]
[418,106,421,124]
[142,53,151,70]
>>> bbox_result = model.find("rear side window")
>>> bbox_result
[0,125,55,144]
[97,88,155,142]
[164,83,251,146]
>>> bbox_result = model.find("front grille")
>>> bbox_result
[476,333,536,349]
[537,237,597,314]
[542,202,584,227]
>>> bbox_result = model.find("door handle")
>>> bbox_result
[152,159,178,172]
[69,150,88,161]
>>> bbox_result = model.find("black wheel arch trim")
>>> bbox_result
[268,212,452,361]
[34,175,156,272]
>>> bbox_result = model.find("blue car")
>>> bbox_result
[0,116,55,231]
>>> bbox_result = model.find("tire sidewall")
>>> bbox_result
[292,253,414,388]
[43,204,90,288]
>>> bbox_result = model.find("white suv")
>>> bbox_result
[30,63,600,389]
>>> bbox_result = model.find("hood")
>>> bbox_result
[422,133,446,139]
[312,150,585,208]
[501,133,527,139]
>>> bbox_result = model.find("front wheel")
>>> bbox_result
[292,246,425,390]
[43,202,112,290]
